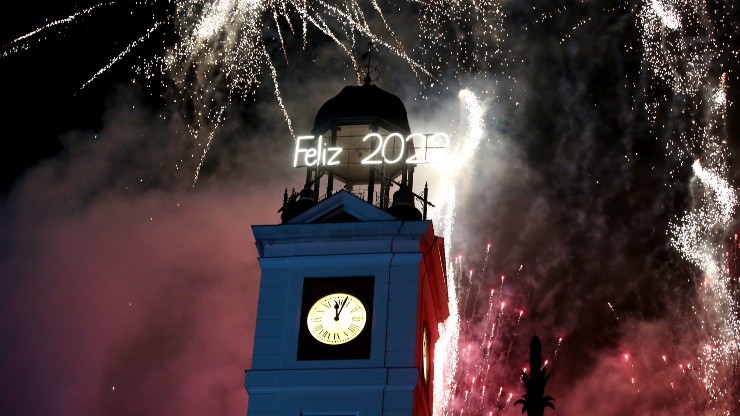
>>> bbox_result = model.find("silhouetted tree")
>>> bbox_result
[514,335,555,416]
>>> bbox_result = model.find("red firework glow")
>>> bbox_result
[446,246,551,415]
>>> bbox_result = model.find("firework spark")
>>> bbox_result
[0,1,114,58]
[668,159,739,408]
[431,88,485,415]
[3,1,739,415]
[641,0,740,411]
[429,89,540,415]
[2,0,434,185]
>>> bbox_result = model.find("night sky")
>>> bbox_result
[1,1,739,415]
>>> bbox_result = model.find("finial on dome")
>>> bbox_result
[361,41,375,85]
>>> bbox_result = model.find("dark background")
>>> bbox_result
[0,0,175,191]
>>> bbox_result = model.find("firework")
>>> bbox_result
[2,0,434,185]
[3,1,739,415]
[639,0,739,411]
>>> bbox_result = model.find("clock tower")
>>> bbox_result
[245,75,449,416]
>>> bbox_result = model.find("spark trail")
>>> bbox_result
[429,90,535,415]
[1,0,432,185]
[640,0,739,412]
[157,0,435,184]
[430,89,485,415]
[3,1,739,415]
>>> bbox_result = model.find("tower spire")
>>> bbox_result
[361,41,374,85]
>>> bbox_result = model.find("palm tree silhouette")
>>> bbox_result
[514,335,555,416]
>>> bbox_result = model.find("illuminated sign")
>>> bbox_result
[293,133,450,167]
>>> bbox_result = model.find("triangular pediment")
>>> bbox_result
[287,190,396,224]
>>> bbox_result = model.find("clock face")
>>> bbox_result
[307,293,367,345]
[297,276,374,360]
[422,325,430,383]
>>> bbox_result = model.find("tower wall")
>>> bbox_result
[246,201,447,416]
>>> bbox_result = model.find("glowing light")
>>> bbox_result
[712,74,727,108]
[1,2,112,58]
[638,0,718,95]
[649,0,681,30]
[293,136,342,167]
[648,1,740,406]
[292,133,450,168]
[431,89,485,416]
[554,337,563,357]
[607,301,619,321]
[669,157,739,405]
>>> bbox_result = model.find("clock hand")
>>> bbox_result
[334,300,340,321]
[336,296,349,317]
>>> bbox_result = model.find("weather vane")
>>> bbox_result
[360,41,377,85]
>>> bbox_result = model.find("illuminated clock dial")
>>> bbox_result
[307,293,367,345]
[422,326,430,383]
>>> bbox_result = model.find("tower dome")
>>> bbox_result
[307,81,414,200]
[286,55,424,218]
[312,84,411,137]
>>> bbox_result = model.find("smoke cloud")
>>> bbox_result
[0,86,290,415]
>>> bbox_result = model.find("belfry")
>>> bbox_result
[245,62,449,415]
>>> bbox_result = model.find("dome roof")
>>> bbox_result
[312,84,411,135]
